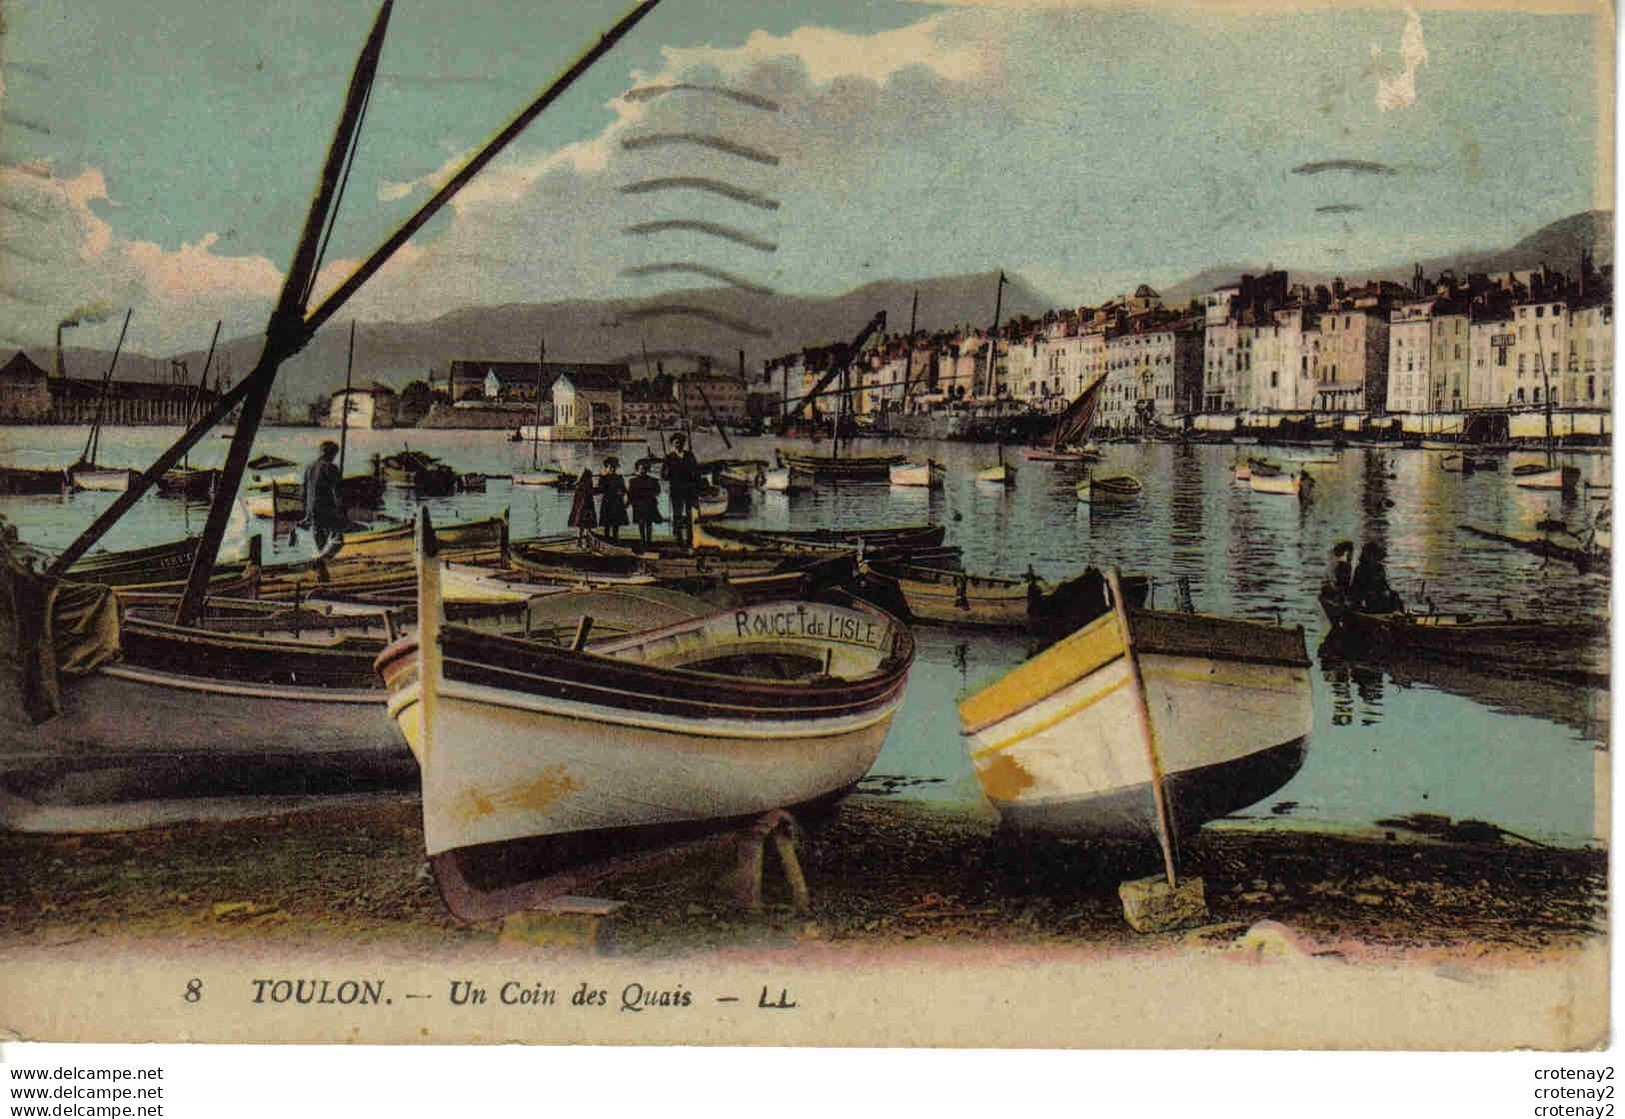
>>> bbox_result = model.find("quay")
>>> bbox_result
[0,795,1603,959]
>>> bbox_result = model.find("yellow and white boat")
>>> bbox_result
[959,571,1311,838]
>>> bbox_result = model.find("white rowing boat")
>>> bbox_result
[375,512,916,870]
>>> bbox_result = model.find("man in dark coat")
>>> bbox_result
[597,457,629,542]
[302,440,345,558]
[1350,541,1403,614]
[627,459,661,548]
[662,433,701,548]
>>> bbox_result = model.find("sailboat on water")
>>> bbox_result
[68,310,142,492]
[513,340,562,487]
[1512,326,1581,493]
[1025,368,1105,463]
[776,311,906,481]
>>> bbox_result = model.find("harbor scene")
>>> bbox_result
[0,0,1611,1054]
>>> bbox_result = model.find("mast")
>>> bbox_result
[183,321,223,473]
[47,0,663,584]
[80,308,132,468]
[338,320,356,475]
[897,289,918,412]
[982,270,1007,400]
[1537,323,1554,466]
[531,339,545,469]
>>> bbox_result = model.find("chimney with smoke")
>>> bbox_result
[55,302,119,379]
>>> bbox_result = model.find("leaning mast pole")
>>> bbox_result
[47,0,664,584]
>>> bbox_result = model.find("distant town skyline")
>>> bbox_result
[0,0,1609,355]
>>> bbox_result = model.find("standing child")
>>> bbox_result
[597,457,628,542]
[627,459,661,548]
[567,467,596,544]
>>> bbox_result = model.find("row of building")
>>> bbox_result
[325,359,752,432]
[0,352,222,425]
[760,256,1614,427]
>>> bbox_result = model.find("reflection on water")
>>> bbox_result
[0,427,1609,845]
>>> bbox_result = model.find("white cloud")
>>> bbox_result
[653,19,985,87]
[1376,7,1429,111]
[0,163,278,351]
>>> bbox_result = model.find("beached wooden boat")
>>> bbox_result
[1321,601,1609,684]
[960,571,1312,837]
[374,513,916,902]
[889,460,945,488]
[1249,471,1311,498]
[245,481,304,519]
[1077,473,1142,504]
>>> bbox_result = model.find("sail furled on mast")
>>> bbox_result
[1048,369,1107,449]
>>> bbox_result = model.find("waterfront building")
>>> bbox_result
[1466,307,1515,410]
[447,358,630,402]
[0,352,51,422]
[679,374,748,427]
[1102,314,1202,426]
[325,383,397,429]
[1311,300,1390,414]
[1567,295,1613,409]
[1385,293,1468,415]
[551,370,625,434]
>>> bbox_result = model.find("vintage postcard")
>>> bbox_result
[0,0,1612,1051]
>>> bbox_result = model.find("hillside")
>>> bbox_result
[18,211,1611,409]
[1161,210,1613,304]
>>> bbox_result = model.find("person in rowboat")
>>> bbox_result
[1318,539,1354,612]
[597,456,628,542]
[301,440,345,561]
[1350,541,1403,614]
[627,459,661,549]
[567,466,597,545]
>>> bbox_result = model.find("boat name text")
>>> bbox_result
[734,606,884,648]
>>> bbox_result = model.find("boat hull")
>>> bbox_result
[889,461,945,488]
[1512,465,1581,492]
[961,607,1312,838]
[378,599,913,857]
[0,662,403,832]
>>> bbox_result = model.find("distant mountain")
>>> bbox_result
[18,270,1054,410]
[16,212,1610,410]
[1161,210,1613,304]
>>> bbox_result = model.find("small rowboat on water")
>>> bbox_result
[862,561,1148,635]
[889,460,945,489]
[1512,463,1581,493]
[1024,445,1100,463]
[1321,600,1609,684]
[759,466,809,493]
[696,485,730,520]
[154,468,218,501]
[1249,471,1312,498]
[374,511,916,919]
[70,464,139,492]
[959,569,1312,840]
[1077,473,1142,504]
[778,451,907,483]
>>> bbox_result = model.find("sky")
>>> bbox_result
[0,0,1610,356]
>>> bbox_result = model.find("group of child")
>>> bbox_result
[565,433,702,549]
